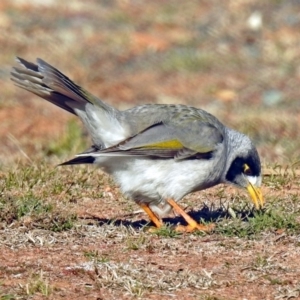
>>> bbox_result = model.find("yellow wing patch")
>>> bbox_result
[143,139,183,149]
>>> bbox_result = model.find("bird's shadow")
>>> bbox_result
[81,205,257,230]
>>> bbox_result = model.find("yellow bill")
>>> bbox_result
[247,183,264,209]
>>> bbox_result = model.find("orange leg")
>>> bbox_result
[166,199,215,233]
[139,203,163,228]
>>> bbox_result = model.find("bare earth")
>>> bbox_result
[1,181,300,299]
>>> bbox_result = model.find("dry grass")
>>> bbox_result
[1,162,300,299]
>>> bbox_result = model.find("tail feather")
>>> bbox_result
[36,58,92,105]
[11,57,85,115]
[11,57,116,115]
[11,57,126,148]
[15,57,39,73]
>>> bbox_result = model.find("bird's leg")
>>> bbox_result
[166,198,215,233]
[139,203,163,228]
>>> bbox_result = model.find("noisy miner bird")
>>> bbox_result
[11,57,264,232]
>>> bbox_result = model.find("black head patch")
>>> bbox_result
[226,152,261,184]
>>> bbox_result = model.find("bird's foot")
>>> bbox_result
[145,226,161,233]
[174,223,215,233]
[139,203,163,228]
[166,198,215,233]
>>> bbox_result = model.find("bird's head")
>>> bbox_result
[224,129,263,209]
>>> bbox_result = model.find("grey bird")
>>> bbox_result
[11,57,264,232]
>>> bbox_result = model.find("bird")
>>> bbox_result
[11,57,264,232]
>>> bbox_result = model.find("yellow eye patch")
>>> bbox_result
[243,164,250,172]
[243,164,252,175]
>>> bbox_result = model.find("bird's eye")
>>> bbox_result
[243,164,252,176]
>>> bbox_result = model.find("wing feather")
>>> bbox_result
[76,118,224,160]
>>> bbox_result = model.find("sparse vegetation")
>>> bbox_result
[24,271,52,297]
[0,165,78,230]
[0,295,16,300]
[45,119,87,157]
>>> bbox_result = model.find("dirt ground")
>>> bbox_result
[1,180,300,299]
[1,1,300,299]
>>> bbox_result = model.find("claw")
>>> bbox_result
[167,198,215,233]
[139,200,215,233]
[174,223,215,233]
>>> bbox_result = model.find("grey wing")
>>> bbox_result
[77,119,224,160]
